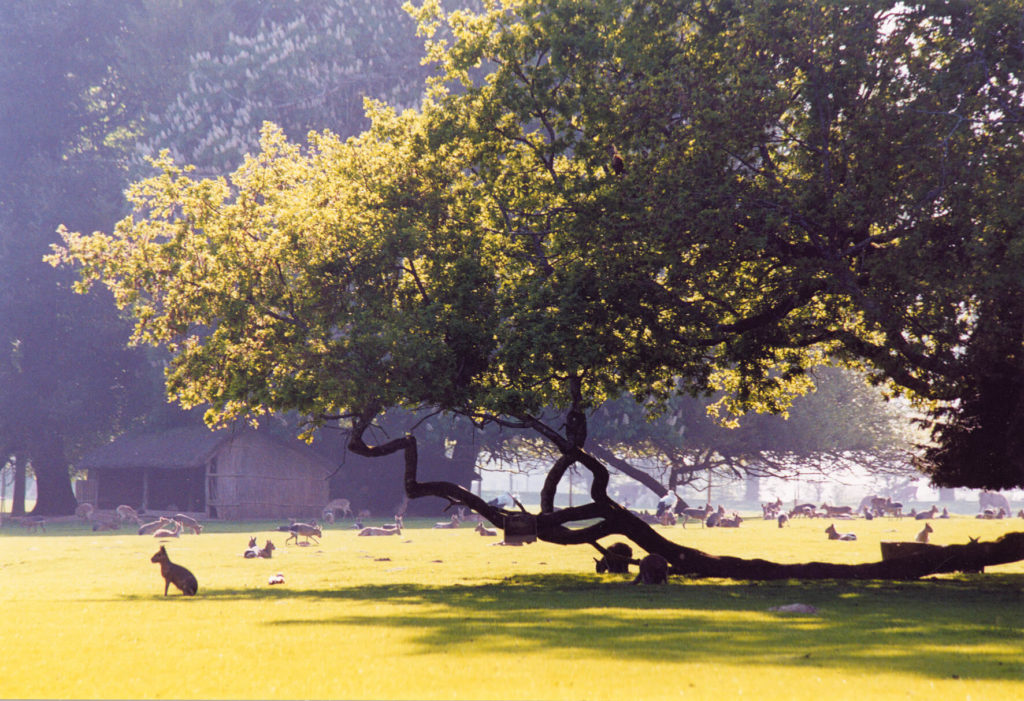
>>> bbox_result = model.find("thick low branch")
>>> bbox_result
[348,418,1024,580]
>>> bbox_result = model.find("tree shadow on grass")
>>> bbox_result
[195,573,1024,682]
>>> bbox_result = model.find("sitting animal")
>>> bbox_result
[152,519,182,538]
[257,540,276,558]
[474,522,498,536]
[632,553,669,585]
[150,545,198,596]
[915,522,933,543]
[825,523,857,541]
[718,512,742,528]
[594,542,633,574]
[243,536,260,558]
[915,505,939,520]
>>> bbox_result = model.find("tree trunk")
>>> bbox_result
[346,416,1024,581]
[11,454,27,516]
[28,439,76,516]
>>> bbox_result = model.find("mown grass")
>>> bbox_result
[1,513,1022,700]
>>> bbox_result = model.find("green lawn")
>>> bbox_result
[1,514,1022,700]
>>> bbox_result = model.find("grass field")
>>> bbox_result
[1,513,1022,700]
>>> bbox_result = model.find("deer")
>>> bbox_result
[174,513,204,534]
[138,516,173,535]
[474,522,498,536]
[285,521,322,545]
[680,504,713,527]
[825,523,857,541]
[433,513,462,529]
[632,553,669,585]
[152,519,182,538]
[322,498,353,523]
[116,505,143,526]
[358,519,402,536]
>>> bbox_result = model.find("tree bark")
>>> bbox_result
[11,454,27,516]
[28,438,77,516]
[346,417,1024,581]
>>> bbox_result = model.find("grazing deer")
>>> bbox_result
[116,505,143,525]
[138,516,172,535]
[150,546,198,596]
[433,513,462,529]
[152,519,182,538]
[632,553,669,585]
[474,522,498,536]
[174,514,203,534]
[75,503,95,522]
[825,523,857,541]
[915,522,933,543]
[15,516,47,533]
[322,498,353,523]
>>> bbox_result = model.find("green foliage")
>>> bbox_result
[52,0,1024,490]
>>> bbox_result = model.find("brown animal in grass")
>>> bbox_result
[594,542,633,574]
[474,522,498,536]
[915,522,933,543]
[825,523,857,541]
[632,553,669,584]
[116,505,143,525]
[285,522,321,545]
[174,513,204,534]
[151,545,198,596]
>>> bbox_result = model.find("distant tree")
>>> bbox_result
[0,0,156,514]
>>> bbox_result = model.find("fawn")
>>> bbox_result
[150,546,198,596]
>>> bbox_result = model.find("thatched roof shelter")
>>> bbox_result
[76,427,331,520]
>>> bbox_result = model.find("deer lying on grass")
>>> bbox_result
[152,519,182,538]
[825,523,857,541]
[174,513,203,534]
[433,513,462,529]
[92,517,120,531]
[358,517,403,536]
[151,546,198,596]
[914,505,939,520]
[243,536,260,558]
[474,522,498,536]
[916,522,934,543]
[138,516,172,535]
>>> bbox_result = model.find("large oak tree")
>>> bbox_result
[53,0,1024,577]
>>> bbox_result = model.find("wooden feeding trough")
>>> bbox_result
[503,512,537,545]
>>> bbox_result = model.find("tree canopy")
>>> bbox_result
[52,0,1024,576]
